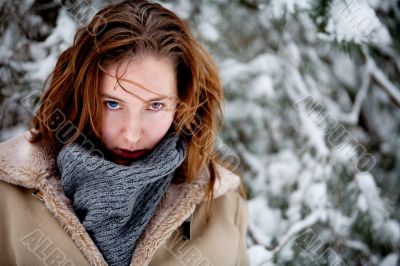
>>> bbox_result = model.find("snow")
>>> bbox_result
[248,245,274,266]
[250,74,275,100]
[249,196,285,246]
[304,182,328,210]
[43,10,77,47]
[0,27,14,61]
[380,254,399,266]
[299,110,330,158]
[282,42,302,68]
[369,58,400,106]
[326,0,382,43]
[382,219,400,246]
[22,53,57,81]
[1,0,399,265]
[270,0,312,17]
[29,43,47,61]
[355,172,388,226]
[19,9,78,82]
[198,22,220,42]
[160,0,192,19]
[267,150,300,196]
[332,53,358,87]
[224,99,265,121]
[329,210,353,237]
[276,210,326,252]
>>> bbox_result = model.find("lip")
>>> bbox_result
[116,149,147,159]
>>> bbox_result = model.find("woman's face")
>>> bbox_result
[99,54,178,165]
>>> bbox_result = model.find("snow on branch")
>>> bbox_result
[369,59,400,107]
[335,57,373,125]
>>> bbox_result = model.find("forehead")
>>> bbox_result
[100,55,177,99]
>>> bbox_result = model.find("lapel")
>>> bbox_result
[0,132,241,265]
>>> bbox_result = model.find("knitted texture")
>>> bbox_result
[57,132,186,266]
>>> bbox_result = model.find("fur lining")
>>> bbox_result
[0,133,108,264]
[0,132,241,265]
[0,132,46,188]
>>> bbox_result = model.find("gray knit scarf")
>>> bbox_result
[57,132,186,266]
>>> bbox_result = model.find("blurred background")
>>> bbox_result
[0,0,399,265]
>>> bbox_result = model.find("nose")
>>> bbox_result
[123,114,142,144]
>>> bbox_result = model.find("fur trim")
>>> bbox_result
[41,174,108,265]
[0,132,46,188]
[0,132,108,264]
[0,132,241,265]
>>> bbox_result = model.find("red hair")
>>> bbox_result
[30,0,245,221]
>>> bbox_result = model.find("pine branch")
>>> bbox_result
[359,46,400,107]
[370,43,400,75]
[335,46,400,125]
[370,60,400,107]
[248,224,272,249]
[248,210,325,255]
[335,58,373,125]
[270,210,324,253]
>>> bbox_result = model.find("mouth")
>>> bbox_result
[115,149,148,159]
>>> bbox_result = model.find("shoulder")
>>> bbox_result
[197,164,248,221]
[212,164,245,200]
[0,131,32,160]
[0,131,51,189]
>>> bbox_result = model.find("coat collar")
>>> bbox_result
[0,131,241,265]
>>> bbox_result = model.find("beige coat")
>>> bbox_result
[0,132,249,266]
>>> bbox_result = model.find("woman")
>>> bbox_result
[0,1,249,265]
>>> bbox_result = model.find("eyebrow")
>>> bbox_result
[101,92,171,103]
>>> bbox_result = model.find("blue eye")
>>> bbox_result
[105,100,120,110]
[149,102,164,111]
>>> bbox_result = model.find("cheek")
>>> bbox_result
[144,113,175,140]
[100,113,121,146]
